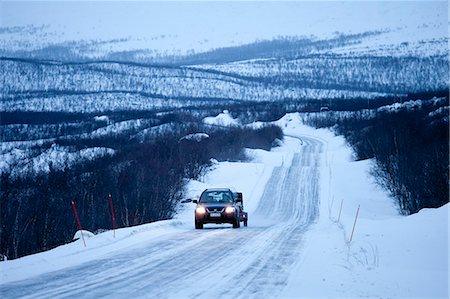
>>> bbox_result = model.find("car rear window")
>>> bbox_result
[200,191,233,204]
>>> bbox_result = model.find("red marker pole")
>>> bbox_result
[71,201,86,247]
[108,194,116,238]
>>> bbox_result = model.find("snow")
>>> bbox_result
[179,133,210,142]
[0,114,447,298]
[376,98,448,116]
[282,203,449,298]
[133,123,177,142]
[245,121,267,129]
[73,230,95,241]
[3,144,116,178]
[276,113,449,298]
[202,110,240,127]
[1,2,446,57]
[93,115,109,123]
[429,106,450,118]
[377,99,424,113]
[90,119,151,138]
[0,148,29,175]
[0,220,188,285]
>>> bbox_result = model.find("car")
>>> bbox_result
[193,188,248,229]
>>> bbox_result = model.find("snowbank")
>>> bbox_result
[0,135,297,284]
[72,230,95,240]
[0,219,188,284]
[203,110,239,127]
[283,203,449,299]
[277,113,449,298]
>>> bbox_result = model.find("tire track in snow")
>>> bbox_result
[0,136,323,299]
[206,137,322,299]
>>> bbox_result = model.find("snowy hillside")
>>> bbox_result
[1,2,446,58]
[1,2,447,115]
[0,117,447,298]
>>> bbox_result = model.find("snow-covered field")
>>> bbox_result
[0,115,447,298]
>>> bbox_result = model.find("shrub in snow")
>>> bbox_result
[302,96,449,215]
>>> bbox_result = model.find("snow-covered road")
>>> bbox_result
[1,118,448,298]
[0,136,323,299]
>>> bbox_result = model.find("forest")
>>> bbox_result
[1,109,283,259]
[301,91,449,215]
[2,90,448,259]
[1,33,448,259]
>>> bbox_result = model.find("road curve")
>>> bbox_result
[0,136,323,299]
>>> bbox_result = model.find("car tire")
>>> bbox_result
[195,221,203,229]
[244,219,248,227]
[232,217,240,228]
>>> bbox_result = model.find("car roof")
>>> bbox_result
[204,188,232,192]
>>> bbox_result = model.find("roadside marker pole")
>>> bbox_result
[349,205,360,243]
[108,194,116,238]
[71,201,86,247]
[329,196,335,220]
[337,199,344,223]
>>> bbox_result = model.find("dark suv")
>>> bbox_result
[193,188,248,229]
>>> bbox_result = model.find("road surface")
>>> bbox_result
[1,136,323,299]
